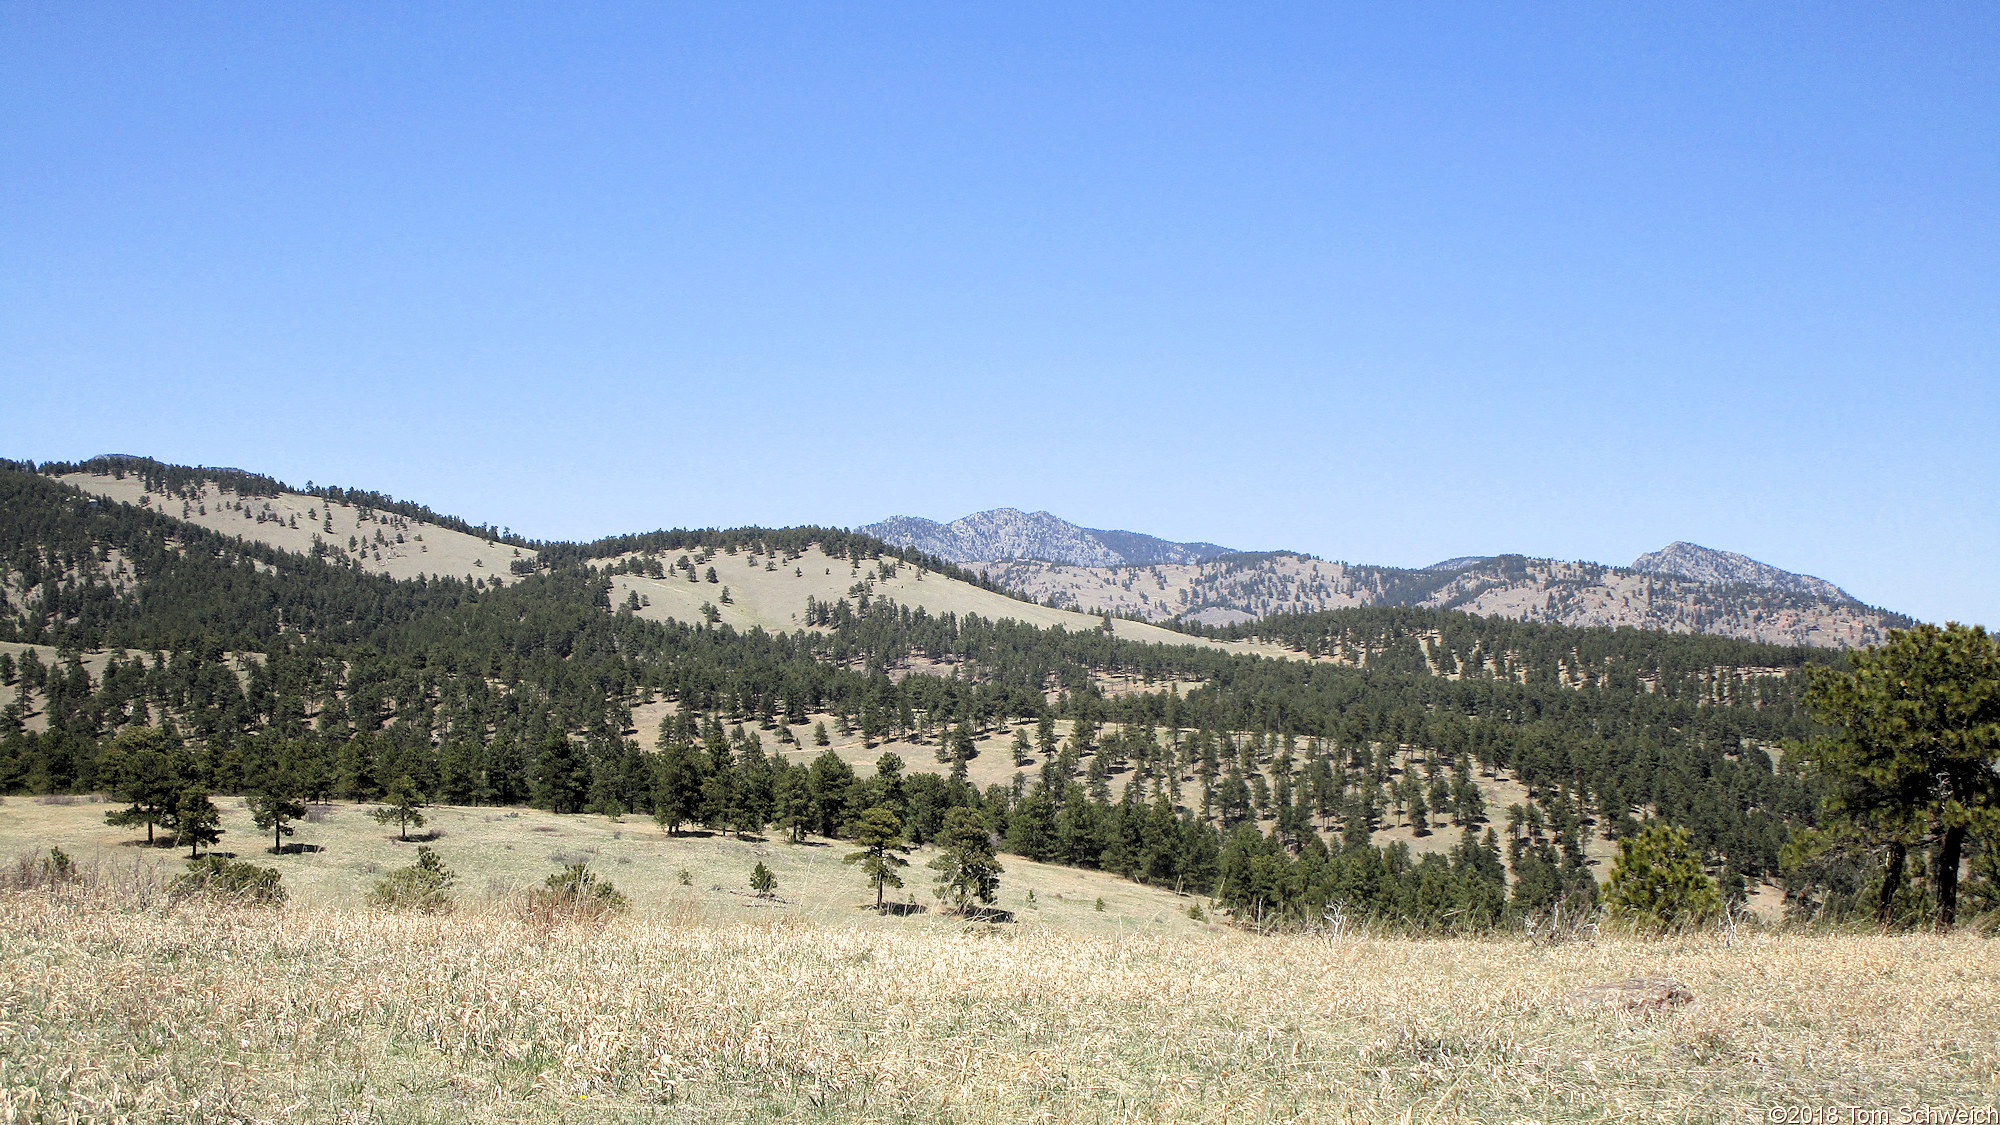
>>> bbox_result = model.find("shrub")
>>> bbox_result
[1604,824,1721,930]
[2,847,78,891]
[750,861,777,897]
[520,863,628,924]
[367,846,456,913]
[43,846,75,883]
[169,855,287,907]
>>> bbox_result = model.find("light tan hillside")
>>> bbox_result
[604,546,1295,658]
[982,554,1904,648]
[982,554,1374,623]
[55,471,534,585]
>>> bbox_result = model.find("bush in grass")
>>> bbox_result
[367,846,456,913]
[521,863,628,924]
[169,855,287,907]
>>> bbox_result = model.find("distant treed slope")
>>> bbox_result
[45,460,533,585]
[591,544,1257,653]
[980,552,1911,649]
[0,463,1851,922]
[863,509,1234,566]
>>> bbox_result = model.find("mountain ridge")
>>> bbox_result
[870,509,1910,649]
[861,508,1236,567]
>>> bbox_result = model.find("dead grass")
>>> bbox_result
[1,805,1994,1122]
[0,868,1995,1123]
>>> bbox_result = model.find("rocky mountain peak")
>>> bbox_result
[862,509,1234,566]
[1630,542,1851,602]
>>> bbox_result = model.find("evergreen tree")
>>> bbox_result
[368,845,455,912]
[100,726,180,845]
[1800,623,2000,927]
[1604,823,1721,930]
[844,805,911,910]
[174,786,223,858]
[371,775,430,841]
[532,735,591,814]
[651,738,704,835]
[929,806,1003,914]
[750,861,777,897]
[248,775,307,854]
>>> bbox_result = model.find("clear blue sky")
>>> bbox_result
[4,4,1995,626]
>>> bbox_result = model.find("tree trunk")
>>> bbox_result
[1937,825,1966,929]
[1877,840,1906,925]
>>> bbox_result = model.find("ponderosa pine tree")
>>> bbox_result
[844,805,910,911]
[371,776,429,841]
[532,735,591,814]
[174,786,223,858]
[100,726,180,845]
[1603,823,1720,930]
[249,775,307,854]
[1800,623,2000,928]
[929,806,1002,914]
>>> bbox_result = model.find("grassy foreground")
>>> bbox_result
[2,867,1996,1125]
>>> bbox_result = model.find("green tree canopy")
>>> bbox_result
[1801,623,2000,927]
[1603,823,1721,930]
[844,805,911,910]
[173,786,223,858]
[929,806,1003,914]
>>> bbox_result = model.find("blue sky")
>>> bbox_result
[3,4,1995,625]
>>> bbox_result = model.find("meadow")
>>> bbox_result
[1,798,1995,1123]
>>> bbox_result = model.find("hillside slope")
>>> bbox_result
[596,544,1275,655]
[53,468,532,584]
[31,461,1283,661]
[981,551,1909,648]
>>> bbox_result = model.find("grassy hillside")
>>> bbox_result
[0,795,1198,931]
[598,545,1270,654]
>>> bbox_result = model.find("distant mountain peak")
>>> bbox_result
[1630,541,1850,601]
[862,509,1236,567]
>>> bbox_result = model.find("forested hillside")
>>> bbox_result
[0,459,1882,927]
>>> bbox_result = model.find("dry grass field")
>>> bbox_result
[2,799,1997,1123]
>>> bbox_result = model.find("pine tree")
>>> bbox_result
[750,861,777,897]
[248,776,307,854]
[371,775,430,841]
[532,735,591,814]
[1604,823,1721,930]
[844,806,911,911]
[929,807,1003,914]
[174,786,223,858]
[100,727,181,845]
[1800,623,2000,928]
